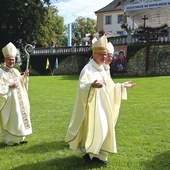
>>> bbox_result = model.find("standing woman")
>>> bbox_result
[0,42,32,146]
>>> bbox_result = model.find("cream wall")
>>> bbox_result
[96,10,137,36]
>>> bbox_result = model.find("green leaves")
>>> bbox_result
[72,17,97,45]
[0,0,65,62]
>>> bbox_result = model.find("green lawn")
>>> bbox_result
[0,75,169,170]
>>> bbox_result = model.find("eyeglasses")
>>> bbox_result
[97,53,107,57]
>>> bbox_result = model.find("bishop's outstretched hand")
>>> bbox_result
[124,81,136,88]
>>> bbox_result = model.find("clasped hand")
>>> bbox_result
[9,81,18,88]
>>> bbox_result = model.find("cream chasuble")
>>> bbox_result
[0,66,32,144]
[66,59,127,155]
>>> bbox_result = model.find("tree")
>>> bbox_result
[35,6,66,47]
[0,0,52,62]
[72,17,97,45]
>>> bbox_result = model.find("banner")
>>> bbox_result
[125,1,170,11]
[54,58,58,69]
[110,46,127,74]
[46,58,50,69]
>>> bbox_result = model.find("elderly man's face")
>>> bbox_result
[105,53,113,65]
[93,53,107,65]
[5,57,16,68]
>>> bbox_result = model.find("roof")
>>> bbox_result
[95,0,134,13]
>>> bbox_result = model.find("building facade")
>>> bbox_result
[95,0,170,36]
[95,0,136,36]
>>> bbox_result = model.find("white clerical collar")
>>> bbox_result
[4,65,11,69]
[90,59,104,71]
[103,63,110,71]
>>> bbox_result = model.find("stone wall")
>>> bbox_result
[51,45,170,76]
[53,55,89,75]
[126,45,170,76]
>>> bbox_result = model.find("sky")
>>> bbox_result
[51,0,113,25]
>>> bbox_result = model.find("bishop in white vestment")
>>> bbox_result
[65,35,137,164]
[0,42,32,146]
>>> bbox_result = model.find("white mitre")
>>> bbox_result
[2,42,18,58]
[107,42,114,54]
[92,37,97,44]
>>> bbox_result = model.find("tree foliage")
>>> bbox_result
[72,17,97,45]
[35,6,66,47]
[0,0,65,62]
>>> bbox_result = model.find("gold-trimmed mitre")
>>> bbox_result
[2,42,18,58]
[92,35,107,54]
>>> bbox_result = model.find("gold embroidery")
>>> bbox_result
[92,65,108,92]
[5,68,30,130]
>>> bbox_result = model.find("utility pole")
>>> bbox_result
[145,28,150,73]
[142,15,149,73]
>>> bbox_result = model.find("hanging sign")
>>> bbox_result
[125,1,170,11]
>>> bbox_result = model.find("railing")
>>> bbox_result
[108,31,169,46]
[32,45,91,55]
[31,32,170,56]
[108,35,127,45]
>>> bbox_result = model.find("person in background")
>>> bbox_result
[105,42,133,89]
[0,42,32,146]
[65,35,135,164]
[104,42,114,75]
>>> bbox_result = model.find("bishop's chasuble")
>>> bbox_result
[0,66,32,145]
[66,59,127,157]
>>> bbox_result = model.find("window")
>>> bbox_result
[117,15,124,23]
[105,15,111,25]
[117,31,123,36]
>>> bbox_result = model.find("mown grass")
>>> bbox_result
[0,75,169,170]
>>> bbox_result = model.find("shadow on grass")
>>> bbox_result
[0,140,68,152]
[0,140,108,169]
[57,75,79,80]
[20,140,68,154]
[0,142,7,148]
[142,151,170,170]
[12,156,108,170]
